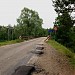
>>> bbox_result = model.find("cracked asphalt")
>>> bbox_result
[0,37,46,75]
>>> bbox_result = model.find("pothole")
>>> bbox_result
[11,65,35,75]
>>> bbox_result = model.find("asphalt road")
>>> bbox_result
[0,37,46,75]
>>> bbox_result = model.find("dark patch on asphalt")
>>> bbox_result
[36,46,44,50]
[11,65,35,75]
[31,50,44,55]
[2,53,33,75]
[31,45,44,55]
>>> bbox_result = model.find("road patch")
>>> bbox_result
[11,65,35,75]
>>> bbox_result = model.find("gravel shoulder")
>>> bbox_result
[33,43,75,75]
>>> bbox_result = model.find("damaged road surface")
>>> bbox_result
[12,65,35,75]
[31,44,44,55]
[0,37,46,75]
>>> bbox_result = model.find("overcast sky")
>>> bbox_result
[0,0,57,28]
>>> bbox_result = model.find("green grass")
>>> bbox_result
[47,40,75,67]
[0,39,24,46]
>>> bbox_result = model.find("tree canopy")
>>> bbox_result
[53,0,75,52]
[0,7,48,41]
[15,7,44,37]
[52,0,75,13]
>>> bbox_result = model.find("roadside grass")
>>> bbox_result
[0,39,24,46]
[47,40,75,67]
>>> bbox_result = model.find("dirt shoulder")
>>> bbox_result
[33,43,75,75]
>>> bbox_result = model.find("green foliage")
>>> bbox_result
[0,26,7,41]
[52,0,75,15]
[14,7,48,38]
[54,13,73,46]
[68,26,75,52]
[0,7,48,43]
[53,0,75,52]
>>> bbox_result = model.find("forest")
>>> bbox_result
[0,7,48,41]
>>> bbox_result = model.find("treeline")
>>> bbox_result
[52,0,75,52]
[0,7,48,41]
